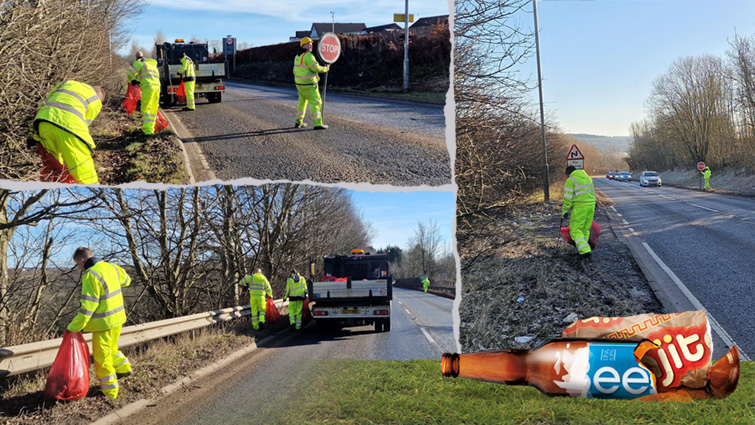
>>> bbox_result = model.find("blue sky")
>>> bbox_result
[516,0,755,137]
[348,189,455,253]
[122,0,451,53]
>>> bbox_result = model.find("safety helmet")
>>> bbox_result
[300,37,313,47]
[135,51,144,59]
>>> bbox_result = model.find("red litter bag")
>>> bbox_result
[122,83,142,116]
[36,143,76,184]
[302,297,312,322]
[44,331,91,401]
[265,298,280,323]
[155,110,170,132]
[561,220,601,250]
[175,81,187,104]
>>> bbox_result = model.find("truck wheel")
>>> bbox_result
[383,318,391,332]
[208,92,222,104]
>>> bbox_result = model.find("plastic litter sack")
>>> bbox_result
[265,298,280,323]
[175,81,187,105]
[122,84,142,116]
[302,297,312,322]
[155,110,170,132]
[44,331,90,401]
[560,220,601,250]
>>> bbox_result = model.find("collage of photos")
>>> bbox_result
[0,0,753,424]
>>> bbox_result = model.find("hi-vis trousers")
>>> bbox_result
[92,325,132,399]
[295,84,323,127]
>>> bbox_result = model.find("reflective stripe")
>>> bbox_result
[295,75,316,80]
[143,114,156,118]
[115,358,130,367]
[574,183,593,189]
[92,305,125,319]
[113,264,120,286]
[100,374,117,383]
[44,101,87,126]
[79,308,94,316]
[313,101,322,105]
[564,193,574,199]
[575,188,594,196]
[101,382,119,390]
[103,287,122,301]
[294,65,309,68]
[55,88,87,112]
[563,187,575,194]
[81,295,99,303]
[86,270,109,297]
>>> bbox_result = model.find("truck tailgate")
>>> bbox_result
[311,279,390,300]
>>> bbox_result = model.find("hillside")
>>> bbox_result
[568,133,632,153]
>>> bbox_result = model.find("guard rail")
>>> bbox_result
[0,299,288,378]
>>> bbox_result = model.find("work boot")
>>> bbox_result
[295,122,307,128]
[259,322,265,331]
[579,252,593,273]
[314,125,329,130]
[181,107,194,112]
[290,323,296,331]
[116,370,133,380]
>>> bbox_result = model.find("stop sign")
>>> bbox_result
[697,162,706,171]
[318,32,341,64]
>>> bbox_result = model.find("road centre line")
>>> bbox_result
[420,327,436,344]
[404,308,414,318]
[610,206,618,212]
[622,219,629,225]
[642,243,750,361]
[687,203,719,213]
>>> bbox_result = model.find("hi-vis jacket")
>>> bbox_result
[562,169,595,214]
[33,80,102,150]
[293,52,328,86]
[68,259,132,333]
[128,58,161,89]
[240,273,273,298]
[285,274,307,300]
[180,56,196,81]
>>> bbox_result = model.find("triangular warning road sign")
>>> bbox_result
[566,144,585,160]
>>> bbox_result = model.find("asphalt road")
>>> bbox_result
[163,82,451,186]
[118,287,454,425]
[596,178,755,360]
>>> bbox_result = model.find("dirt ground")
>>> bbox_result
[457,196,663,353]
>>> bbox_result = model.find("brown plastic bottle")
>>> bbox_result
[442,338,659,400]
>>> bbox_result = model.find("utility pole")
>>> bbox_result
[403,0,409,93]
[533,0,550,202]
[331,11,335,33]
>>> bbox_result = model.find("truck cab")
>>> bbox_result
[309,250,393,332]
[154,40,225,105]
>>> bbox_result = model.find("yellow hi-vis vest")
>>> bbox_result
[285,275,307,300]
[128,58,161,90]
[240,273,273,297]
[180,56,196,80]
[562,169,596,214]
[33,80,102,151]
[68,260,132,333]
[293,52,327,86]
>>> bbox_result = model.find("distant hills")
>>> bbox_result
[567,133,632,153]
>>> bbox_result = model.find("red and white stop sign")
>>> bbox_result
[697,162,706,171]
[318,32,341,64]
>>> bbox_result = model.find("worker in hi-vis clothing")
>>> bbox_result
[67,247,133,399]
[702,166,711,190]
[293,37,330,130]
[421,275,430,293]
[31,80,104,184]
[562,165,596,261]
[178,53,196,111]
[284,269,307,330]
[127,51,161,134]
[239,269,273,331]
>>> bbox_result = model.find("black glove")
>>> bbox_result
[130,80,140,87]
[562,212,569,220]
[27,136,38,149]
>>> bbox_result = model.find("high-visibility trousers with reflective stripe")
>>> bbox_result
[37,122,98,184]
[570,203,595,255]
[184,80,196,110]
[295,85,323,127]
[250,296,266,329]
[141,84,160,135]
[92,325,131,399]
[423,281,429,293]
[704,176,710,189]
[288,300,303,329]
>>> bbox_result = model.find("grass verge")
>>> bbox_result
[283,359,754,425]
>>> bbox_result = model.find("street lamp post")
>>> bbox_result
[533,0,550,202]
[403,0,410,93]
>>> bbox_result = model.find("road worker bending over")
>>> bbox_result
[562,165,596,264]
[284,269,307,330]
[293,37,330,130]
[178,53,196,111]
[128,51,161,135]
[239,269,274,331]
[421,275,430,293]
[701,166,711,190]
[67,247,133,399]
[31,80,104,184]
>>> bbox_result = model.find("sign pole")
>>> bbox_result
[322,71,328,117]
[403,0,409,93]
[317,33,342,124]
[533,0,550,202]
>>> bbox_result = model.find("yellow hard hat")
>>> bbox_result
[300,37,313,47]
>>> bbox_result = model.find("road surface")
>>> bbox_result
[597,178,755,360]
[118,287,454,424]
[163,82,451,186]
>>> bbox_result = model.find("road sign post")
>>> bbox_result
[566,144,585,170]
[317,32,341,118]
[223,36,236,75]
[697,162,705,191]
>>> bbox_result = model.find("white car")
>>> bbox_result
[640,171,662,187]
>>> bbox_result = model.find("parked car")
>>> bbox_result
[616,171,632,182]
[640,171,662,187]
[606,171,616,180]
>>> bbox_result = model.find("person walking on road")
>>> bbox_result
[562,165,596,264]
[421,274,430,293]
[178,53,196,111]
[127,51,161,135]
[284,269,307,330]
[293,37,330,130]
[67,247,133,399]
[702,166,711,190]
[30,80,104,184]
[239,269,273,331]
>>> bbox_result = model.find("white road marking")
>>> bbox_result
[610,206,618,212]
[642,243,750,361]
[622,219,629,225]
[404,308,413,318]
[420,327,436,344]
[687,203,719,213]
[616,213,623,217]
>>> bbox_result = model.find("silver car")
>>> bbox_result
[616,172,631,182]
[640,171,662,187]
